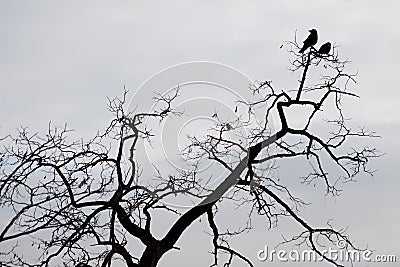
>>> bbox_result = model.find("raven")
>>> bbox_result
[318,42,331,55]
[299,29,318,53]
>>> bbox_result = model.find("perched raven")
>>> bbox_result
[299,29,318,53]
[245,142,263,182]
[318,42,331,55]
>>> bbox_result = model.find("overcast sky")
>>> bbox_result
[0,1,399,266]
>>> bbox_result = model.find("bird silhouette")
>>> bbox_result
[318,42,331,55]
[299,29,318,53]
[246,142,263,182]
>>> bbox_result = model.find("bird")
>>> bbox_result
[299,29,318,53]
[245,142,263,182]
[318,42,331,55]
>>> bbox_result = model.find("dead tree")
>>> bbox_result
[0,35,378,267]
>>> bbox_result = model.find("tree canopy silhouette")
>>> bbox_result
[0,32,378,267]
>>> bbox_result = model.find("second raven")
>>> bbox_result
[318,42,331,55]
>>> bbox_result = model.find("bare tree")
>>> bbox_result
[0,35,378,267]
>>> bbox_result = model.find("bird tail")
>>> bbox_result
[299,47,306,53]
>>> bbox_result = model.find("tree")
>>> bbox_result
[0,34,378,267]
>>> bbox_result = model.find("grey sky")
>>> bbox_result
[0,1,399,266]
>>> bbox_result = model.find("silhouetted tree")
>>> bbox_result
[0,33,378,267]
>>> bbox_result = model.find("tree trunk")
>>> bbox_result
[138,246,164,267]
